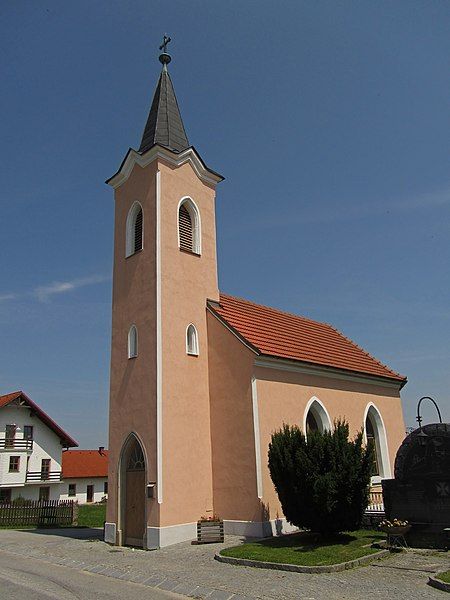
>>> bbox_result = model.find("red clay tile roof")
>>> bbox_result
[0,391,78,447]
[62,449,109,478]
[209,294,406,384]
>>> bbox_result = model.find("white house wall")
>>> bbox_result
[59,478,107,504]
[10,483,62,501]
[0,404,65,498]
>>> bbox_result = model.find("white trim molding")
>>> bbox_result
[251,377,263,499]
[255,356,403,390]
[223,519,298,538]
[107,146,223,189]
[156,169,163,504]
[104,522,117,544]
[303,396,332,434]
[147,522,197,549]
[363,402,392,480]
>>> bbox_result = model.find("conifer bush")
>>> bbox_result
[268,420,373,535]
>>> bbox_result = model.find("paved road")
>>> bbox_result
[0,549,181,600]
[0,528,449,599]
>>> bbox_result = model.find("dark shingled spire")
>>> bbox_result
[139,42,189,154]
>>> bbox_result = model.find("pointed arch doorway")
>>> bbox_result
[120,435,146,547]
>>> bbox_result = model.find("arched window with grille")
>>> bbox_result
[128,325,138,358]
[178,198,201,254]
[186,324,199,356]
[125,202,143,257]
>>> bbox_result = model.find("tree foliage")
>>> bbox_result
[268,420,373,535]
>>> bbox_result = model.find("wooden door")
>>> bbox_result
[125,470,145,545]
[124,439,146,547]
[87,484,94,503]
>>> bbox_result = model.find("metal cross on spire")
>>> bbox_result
[158,34,172,66]
[159,34,171,53]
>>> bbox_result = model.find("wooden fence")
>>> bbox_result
[0,500,77,527]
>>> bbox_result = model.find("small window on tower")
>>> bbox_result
[186,324,199,356]
[178,198,201,254]
[125,202,144,257]
[128,325,138,358]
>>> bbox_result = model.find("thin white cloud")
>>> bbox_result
[227,183,450,236]
[0,293,16,302]
[34,274,110,302]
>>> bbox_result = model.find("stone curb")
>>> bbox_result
[215,548,390,574]
[428,573,450,593]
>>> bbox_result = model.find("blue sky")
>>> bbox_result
[1,1,449,447]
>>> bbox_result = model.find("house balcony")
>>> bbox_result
[26,471,62,483]
[0,439,33,451]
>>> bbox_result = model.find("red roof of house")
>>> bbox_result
[62,449,109,478]
[209,294,406,384]
[0,391,78,447]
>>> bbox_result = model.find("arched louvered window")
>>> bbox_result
[128,325,138,358]
[125,202,144,257]
[178,198,201,254]
[186,324,199,356]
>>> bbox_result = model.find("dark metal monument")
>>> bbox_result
[382,397,450,548]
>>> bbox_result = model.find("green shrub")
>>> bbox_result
[11,495,33,506]
[268,420,373,535]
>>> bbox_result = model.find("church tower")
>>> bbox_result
[105,39,223,549]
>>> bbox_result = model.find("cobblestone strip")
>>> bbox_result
[0,546,256,600]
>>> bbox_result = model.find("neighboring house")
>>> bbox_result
[60,448,108,504]
[0,391,78,502]
[105,46,408,549]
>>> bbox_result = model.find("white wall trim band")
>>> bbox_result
[104,522,117,544]
[255,356,403,389]
[156,169,163,504]
[107,146,223,189]
[147,522,197,549]
[251,377,263,499]
[223,519,298,538]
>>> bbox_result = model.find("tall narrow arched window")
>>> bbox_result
[303,397,331,437]
[186,324,199,356]
[178,198,201,254]
[365,415,380,476]
[363,403,391,481]
[126,202,143,257]
[128,325,138,358]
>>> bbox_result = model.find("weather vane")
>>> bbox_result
[159,34,171,54]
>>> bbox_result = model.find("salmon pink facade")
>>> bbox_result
[105,48,407,548]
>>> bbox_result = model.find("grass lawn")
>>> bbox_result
[77,503,106,528]
[221,529,385,566]
[437,571,450,584]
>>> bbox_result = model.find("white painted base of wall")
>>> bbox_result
[104,522,117,545]
[147,522,197,549]
[105,518,294,550]
[223,519,298,538]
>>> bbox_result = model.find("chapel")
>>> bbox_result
[105,41,407,549]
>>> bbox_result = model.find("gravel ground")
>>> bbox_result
[0,528,449,600]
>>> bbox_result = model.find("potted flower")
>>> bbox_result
[379,518,411,535]
[196,514,224,544]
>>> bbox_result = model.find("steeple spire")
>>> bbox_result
[139,36,190,154]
